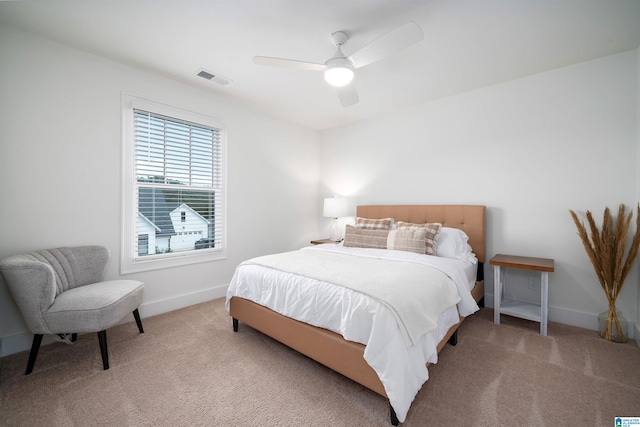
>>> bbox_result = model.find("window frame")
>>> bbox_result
[121,93,227,274]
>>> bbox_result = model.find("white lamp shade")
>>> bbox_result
[323,197,349,218]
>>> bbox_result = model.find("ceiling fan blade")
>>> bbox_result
[337,83,359,107]
[253,56,325,71]
[349,21,423,69]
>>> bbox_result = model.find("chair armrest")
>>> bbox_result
[0,258,58,334]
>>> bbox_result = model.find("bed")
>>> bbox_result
[226,205,486,425]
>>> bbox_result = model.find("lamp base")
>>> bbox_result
[329,218,341,242]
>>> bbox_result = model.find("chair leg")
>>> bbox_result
[97,330,109,370]
[71,333,78,342]
[133,309,144,334]
[25,334,44,375]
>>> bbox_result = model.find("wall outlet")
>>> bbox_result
[528,277,538,290]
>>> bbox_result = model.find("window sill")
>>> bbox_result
[120,249,226,275]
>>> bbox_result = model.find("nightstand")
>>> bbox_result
[310,238,339,245]
[490,254,555,336]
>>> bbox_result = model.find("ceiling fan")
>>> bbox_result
[253,21,424,107]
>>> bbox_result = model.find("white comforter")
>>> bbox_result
[225,244,479,423]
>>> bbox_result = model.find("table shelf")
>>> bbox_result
[499,299,542,322]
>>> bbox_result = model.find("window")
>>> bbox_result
[122,94,226,273]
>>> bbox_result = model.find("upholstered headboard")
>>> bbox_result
[356,205,486,263]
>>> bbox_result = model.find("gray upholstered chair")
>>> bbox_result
[0,246,144,374]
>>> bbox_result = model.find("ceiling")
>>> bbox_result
[2,0,640,131]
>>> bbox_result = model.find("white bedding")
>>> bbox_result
[225,244,479,423]
[241,249,461,347]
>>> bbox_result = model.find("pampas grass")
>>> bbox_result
[569,204,640,343]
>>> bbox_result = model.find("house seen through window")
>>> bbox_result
[121,94,226,273]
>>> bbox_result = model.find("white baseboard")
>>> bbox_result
[137,283,228,319]
[0,331,57,359]
[484,292,636,340]
[0,284,229,358]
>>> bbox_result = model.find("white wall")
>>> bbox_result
[320,50,639,337]
[636,47,640,347]
[0,25,320,356]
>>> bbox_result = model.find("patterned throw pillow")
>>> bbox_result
[343,225,389,249]
[355,217,394,230]
[387,228,427,254]
[396,221,443,255]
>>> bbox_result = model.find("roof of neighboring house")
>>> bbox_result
[138,212,162,232]
[138,188,177,236]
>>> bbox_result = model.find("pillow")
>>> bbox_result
[436,227,477,263]
[386,228,427,254]
[343,225,389,249]
[396,221,442,255]
[355,217,394,230]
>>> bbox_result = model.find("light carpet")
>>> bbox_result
[1,298,639,426]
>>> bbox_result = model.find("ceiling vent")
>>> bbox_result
[196,69,232,85]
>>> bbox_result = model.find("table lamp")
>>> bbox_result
[323,197,349,241]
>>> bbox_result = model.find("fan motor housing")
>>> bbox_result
[331,31,349,46]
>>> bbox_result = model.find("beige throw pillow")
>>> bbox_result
[396,221,443,255]
[355,217,394,230]
[387,229,427,254]
[343,225,389,249]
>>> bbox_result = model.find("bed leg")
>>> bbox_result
[448,329,458,346]
[232,317,238,332]
[389,401,399,426]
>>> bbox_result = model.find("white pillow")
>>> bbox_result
[436,227,477,263]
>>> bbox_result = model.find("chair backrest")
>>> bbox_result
[0,246,110,334]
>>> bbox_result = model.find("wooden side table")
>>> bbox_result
[490,254,555,336]
[310,238,339,245]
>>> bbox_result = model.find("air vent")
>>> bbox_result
[197,70,215,80]
[196,69,232,85]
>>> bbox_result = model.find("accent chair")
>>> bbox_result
[0,246,144,374]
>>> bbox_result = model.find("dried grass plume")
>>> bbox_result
[569,204,640,342]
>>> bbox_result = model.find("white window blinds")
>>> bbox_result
[133,109,224,258]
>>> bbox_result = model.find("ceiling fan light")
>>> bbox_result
[324,62,355,87]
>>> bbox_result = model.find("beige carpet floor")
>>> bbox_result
[1,298,639,426]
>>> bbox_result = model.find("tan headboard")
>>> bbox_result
[356,205,486,263]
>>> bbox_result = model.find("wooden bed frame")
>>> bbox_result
[229,205,486,425]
